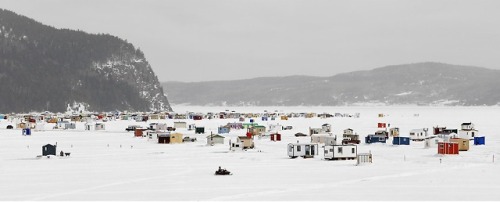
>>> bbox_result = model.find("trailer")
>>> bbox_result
[324,144,357,160]
[287,143,318,158]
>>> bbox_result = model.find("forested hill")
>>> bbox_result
[163,62,500,106]
[0,9,172,113]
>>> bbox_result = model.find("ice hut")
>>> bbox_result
[218,126,230,134]
[342,128,360,144]
[287,143,318,158]
[450,138,469,151]
[195,127,205,134]
[207,134,225,146]
[174,122,187,129]
[85,122,95,131]
[270,133,281,141]
[392,136,410,145]
[157,132,183,144]
[424,136,442,148]
[357,153,373,165]
[321,123,332,133]
[237,136,254,149]
[311,133,333,144]
[389,127,400,137]
[474,136,485,145]
[42,144,57,156]
[95,123,105,130]
[229,140,244,152]
[409,128,428,141]
[458,122,478,140]
[438,142,459,155]
[365,134,387,144]
[324,144,357,160]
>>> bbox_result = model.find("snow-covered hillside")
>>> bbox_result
[0,106,499,200]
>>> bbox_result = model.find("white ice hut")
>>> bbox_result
[424,136,443,148]
[174,122,187,129]
[409,128,428,141]
[287,143,318,158]
[324,144,357,160]
[85,122,95,131]
[458,122,478,140]
[311,133,333,144]
[268,123,283,132]
[229,140,244,152]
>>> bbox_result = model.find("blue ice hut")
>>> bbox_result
[365,134,387,144]
[474,136,485,145]
[22,128,31,136]
[218,126,230,134]
[392,136,410,145]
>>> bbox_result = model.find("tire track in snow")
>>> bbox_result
[207,163,484,201]
[28,167,194,201]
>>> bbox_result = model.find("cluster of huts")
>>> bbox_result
[363,121,485,155]
[2,110,487,164]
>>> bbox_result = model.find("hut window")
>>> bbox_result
[329,149,334,152]
[352,148,355,153]
[297,146,301,152]
[338,147,343,153]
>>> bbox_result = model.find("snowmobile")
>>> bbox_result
[215,166,232,175]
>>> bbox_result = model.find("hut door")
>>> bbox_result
[305,145,310,156]
[311,145,315,155]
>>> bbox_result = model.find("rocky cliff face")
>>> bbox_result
[0,9,172,112]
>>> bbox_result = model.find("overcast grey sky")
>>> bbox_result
[1,0,499,82]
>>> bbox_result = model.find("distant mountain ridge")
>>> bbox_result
[0,9,172,113]
[162,62,500,106]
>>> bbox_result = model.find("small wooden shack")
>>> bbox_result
[157,132,183,144]
[311,133,333,144]
[450,138,469,151]
[474,136,485,145]
[42,144,57,156]
[237,136,254,149]
[206,134,225,146]
[134,129,143,137]
[438,142,459,155]
[169,133,183,144]
[174,122,187,129]
[195,127,205,134]
[357,153,373,165]
[270,133,281,141]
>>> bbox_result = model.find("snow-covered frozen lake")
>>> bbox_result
[1,106,499,200]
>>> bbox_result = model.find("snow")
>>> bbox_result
[1,106,499,200]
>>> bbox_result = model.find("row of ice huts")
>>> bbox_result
[286,121,486,164]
